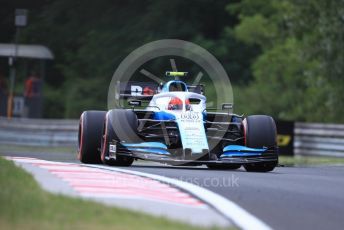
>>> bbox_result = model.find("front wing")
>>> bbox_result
[106,141,278,166]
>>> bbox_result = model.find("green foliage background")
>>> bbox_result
[231,0,344,123]
[1,0,343,122]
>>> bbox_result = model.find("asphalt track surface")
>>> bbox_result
[2,151,344,230]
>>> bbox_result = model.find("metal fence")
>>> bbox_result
[294,122,344,157]
[0,117,78,147]
[1,117,344,157]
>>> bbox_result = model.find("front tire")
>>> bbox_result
[244,163,276,172]
[242,115,278,172]
[207,164,241,170]
[101,109,138,166]
[77,111,106,164]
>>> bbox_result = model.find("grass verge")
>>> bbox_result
[0,157,222,230]
[279,155,344,166]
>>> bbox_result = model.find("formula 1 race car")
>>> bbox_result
[78,72,278,172]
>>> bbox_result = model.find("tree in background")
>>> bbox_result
[2,0,343,122]
[231,0,344,122]
[13,0,255,118]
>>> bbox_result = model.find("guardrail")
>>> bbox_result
[294,122,344,157]
[1,117,344,157]
[0,117,78,147]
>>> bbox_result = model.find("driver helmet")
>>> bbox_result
[168,97,191,111]
[168,97,183,110]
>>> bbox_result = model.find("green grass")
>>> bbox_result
[279,155,344,166]
[0,157,223,230]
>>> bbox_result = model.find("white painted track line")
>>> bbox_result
[88,164,273,230]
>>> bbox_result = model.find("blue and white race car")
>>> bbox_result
[78,72,278,172]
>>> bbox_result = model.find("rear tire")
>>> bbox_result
[242,115,278,172]
[101,109,138,166]
[77,111,106,164]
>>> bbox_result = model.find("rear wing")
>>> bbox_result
[115,81,205,100]
[115,81,159,100]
